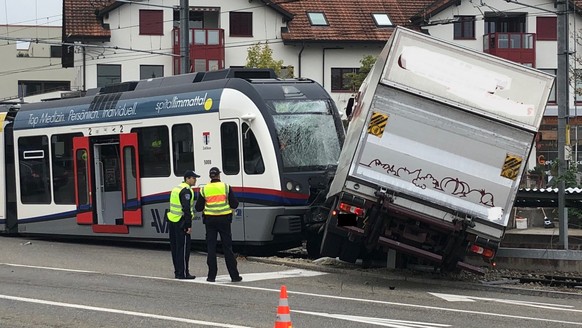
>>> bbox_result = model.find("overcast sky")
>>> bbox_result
[1,0,62,26]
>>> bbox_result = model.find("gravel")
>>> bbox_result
[260,246,582,296]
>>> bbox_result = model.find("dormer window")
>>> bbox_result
[307,12,328,26]
[372,13,393,27]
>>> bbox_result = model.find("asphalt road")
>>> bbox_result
[1,236,581,328]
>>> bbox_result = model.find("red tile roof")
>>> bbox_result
[63,0,114,41]
[273,0,434,43]
[62,0,582,42]
[63,0,435,43]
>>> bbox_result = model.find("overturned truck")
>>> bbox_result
[320,27,554,274]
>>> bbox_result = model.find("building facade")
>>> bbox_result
[0,25,75,101]
[63,0,426,118]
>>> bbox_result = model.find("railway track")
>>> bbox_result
[506,275,582,289]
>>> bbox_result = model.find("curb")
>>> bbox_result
[247,256,582,299]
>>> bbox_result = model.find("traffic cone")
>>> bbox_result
[274,285,292,328]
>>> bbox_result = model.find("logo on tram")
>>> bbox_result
[150,208,169,234]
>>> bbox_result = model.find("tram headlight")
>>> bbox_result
[285,180,302,192]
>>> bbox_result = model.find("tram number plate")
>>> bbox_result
[88,125,124,135]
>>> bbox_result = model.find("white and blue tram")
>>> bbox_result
[0,69,344,254]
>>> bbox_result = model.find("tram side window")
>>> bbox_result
[242,123,264,175]
[132,126,170,177]
[52,133,82,204]
[18,136,51,204]
[220,122,240,175]
[123,146,138,205]
[172,124,194,175]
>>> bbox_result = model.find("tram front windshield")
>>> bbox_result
[270,99,341,172]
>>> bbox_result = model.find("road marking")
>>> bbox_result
[430,293,581,312]
[294,310,450,327]
[2,263,581,325]
[0,293,255,328]
[0,263,326,284]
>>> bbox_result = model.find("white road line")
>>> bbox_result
[2,262,581,325]
[0,294,255,328]
[430,292,580,311]
[294,310,451,327]
[0,263,326,284]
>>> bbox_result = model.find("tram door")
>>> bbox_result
[94,142,122,225]
[73,134,142,231]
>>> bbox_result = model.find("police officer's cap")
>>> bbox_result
[184,170,200,179]
[209,167,221,178]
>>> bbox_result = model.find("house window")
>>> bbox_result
[331,68,358,92]
[575,69,582,104]
[307,12,328,26]
[537,17,557,41]
[230,12,252,37]
[139,10,164,35]
[50,45,62,58]
[371,13,392,27]
[18,81,70,97]
[453,16,475,40]
[539,69,556,104]
[97,64,121,87]
[140,65,164,79]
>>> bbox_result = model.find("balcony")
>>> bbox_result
[173,28,225,75]
[483,32,536,66]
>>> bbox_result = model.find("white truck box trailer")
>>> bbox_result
[320,27,554,274]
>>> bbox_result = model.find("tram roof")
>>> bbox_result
[11,69,332,130]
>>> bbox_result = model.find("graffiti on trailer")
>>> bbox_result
[361,159,495,207]
[151,208,169,234]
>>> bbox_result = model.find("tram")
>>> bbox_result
[0,68,345,255]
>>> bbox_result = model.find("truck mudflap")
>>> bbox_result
[341,225,486,275]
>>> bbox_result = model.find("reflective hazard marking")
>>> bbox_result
[367,112,389,137]
[0,112,6,132]
[501,153,523,180]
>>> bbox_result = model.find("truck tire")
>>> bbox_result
[320,215,343,258]
[306,230,322,259]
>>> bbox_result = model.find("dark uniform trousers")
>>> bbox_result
[205,215,239,280]
[169,219,191,278]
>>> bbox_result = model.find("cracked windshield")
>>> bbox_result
[270,99,341,172]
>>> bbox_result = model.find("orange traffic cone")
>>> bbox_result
[274,285,292,328]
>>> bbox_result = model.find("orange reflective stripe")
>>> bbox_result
[206,194,227,203]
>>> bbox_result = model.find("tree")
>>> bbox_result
[245,43,293,78]
[344,55,377,92]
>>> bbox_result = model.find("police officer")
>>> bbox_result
[195,167,242,283]
[167,170,199,279]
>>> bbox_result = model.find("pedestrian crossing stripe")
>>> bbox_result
[367,112,389,137]
[500,153,523,180]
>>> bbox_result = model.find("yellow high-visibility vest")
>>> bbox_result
[201,182,232,216]
[167,182,194,222]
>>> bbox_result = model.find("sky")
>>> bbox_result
[1,0,63,26]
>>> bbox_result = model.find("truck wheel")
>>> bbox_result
[306,231,322,259]
[320,215,343,258]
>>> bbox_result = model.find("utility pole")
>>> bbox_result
[557,0,569,249]
[180,0,189,74]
